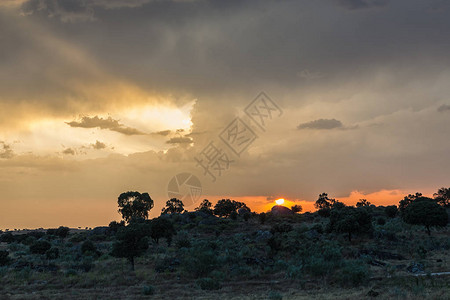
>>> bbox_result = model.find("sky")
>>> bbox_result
[1,0,450,229]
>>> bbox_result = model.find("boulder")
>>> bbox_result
[271,205,294,216]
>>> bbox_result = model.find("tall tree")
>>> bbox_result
[327,206,373,241]
[111,222,150,270]
[314,193,336,209]
[195,199,214,214]
[398,192,422,213]
[117,191,154,223]
[434,187,450,207]
[214,199,249,218]
[402,197,448,235]
[161,198,185,214]
[356,199,371,208]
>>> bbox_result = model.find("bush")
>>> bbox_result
[196,277,221,290]
[183,248,218,278]
[286,264,303,279]
[46,247,59,260]
[268,291,283,300]
[310,224,323,234]
[81,240,99,256]
[47,226,70,238]
[317,207,331,218]
[377,217,386,225]
[30,240,52,255]
[142,285,155,295]
[385,205,398,218]
[65,268,77,277]
[0,250,9,266]
[0,232,15,243]
[259,212,267,224]
[335,260,370,287]
[271,223,293,234]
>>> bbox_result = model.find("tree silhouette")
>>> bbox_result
[434,187,450,207]
[214,199,249,218]
[314,193,336,209]
[356,199,371,208]
[399,192,422,213]
[327,206,373,241]
[161,198,185,215]
[117,191,154,223]
[291,205,303,213]
[195,199,214,214]
[402,197,448,235]
[150,217,175,244]
[385,205,398,218]
[111,222,150,270]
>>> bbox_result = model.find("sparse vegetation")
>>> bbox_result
[1,189,449,299]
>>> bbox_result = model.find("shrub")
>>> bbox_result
[335,260,370,287]
[0,232,15,243]
[0,250,9,266]
[142,285,155,295]
[183,248,218,278]
[259,212,267,224]
[385,205,398,218]
[65,268,77,277]
[377,217,386,225]
[268,291,283,300]
[286,264,303,279]
[317,207,331,218]
[271,223,293,234]
[310,224,323,234]
[81,240,99,256]
[175,237,191,249]
[46,247,59,260]
[30,240,52,255]
[196,277,221,290]
[109,221,126,234]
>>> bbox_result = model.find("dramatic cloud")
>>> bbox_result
[335,0,389,10]
[2,0,450,228]
[62,147,75,155]
[91,140,107,150]
[0,142,14,159]
[166,137,193,144]
[297,119,343,130]
[66,116,146,135]
[437,104,450,112]
[154,130,171,136]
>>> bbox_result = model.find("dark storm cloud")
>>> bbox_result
[91,140,107,150]
[62,147,75,155]
[297,119,343,130]
[66,116,146,135]
[19,0,157,22]
[154,130,171,136]
[335,0,389,10]
[437,104,450,112]
[166,137,193,144]
[0,142,14,159]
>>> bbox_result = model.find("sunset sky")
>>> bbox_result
[1,0,450,229]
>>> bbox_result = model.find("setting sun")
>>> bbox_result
[275,198,285,205]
